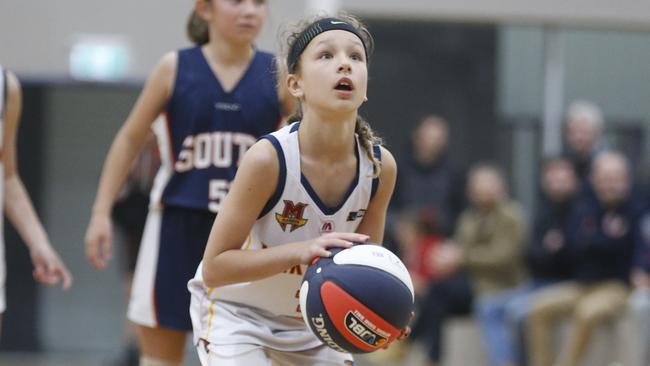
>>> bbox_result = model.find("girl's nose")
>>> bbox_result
[338,62,351,74]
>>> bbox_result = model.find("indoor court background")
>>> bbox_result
[1,0,650,365]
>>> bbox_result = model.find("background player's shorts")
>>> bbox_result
[128,205,215,330]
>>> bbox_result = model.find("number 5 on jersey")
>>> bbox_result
[209,179,230,212]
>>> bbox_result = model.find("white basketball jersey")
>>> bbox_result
[193,122,379,317]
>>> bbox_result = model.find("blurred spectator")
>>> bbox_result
[526,158,578,283]
[384,115,467,366]
[407,263,472,366]
[563,100,606,185]
[397,208,446,295]
[434,164,527,366]
[378,115,467,365]
[502,157,580,365]
[394,209,473,366]
[384,208,449,363]
[391,115,464,238]
[527,151,640,366]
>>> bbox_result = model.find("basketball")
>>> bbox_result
[299,244,415,354]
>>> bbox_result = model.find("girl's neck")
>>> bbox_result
[204,33,254,65]
[299,111,357,162]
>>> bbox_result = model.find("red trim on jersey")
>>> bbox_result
[320,281,399,352]
[163,112,176,164]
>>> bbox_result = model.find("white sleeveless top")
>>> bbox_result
[192,122,380,317]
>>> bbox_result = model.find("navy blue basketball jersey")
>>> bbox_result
[151,47,282,212]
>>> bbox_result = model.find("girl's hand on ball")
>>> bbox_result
[296,232,369,265]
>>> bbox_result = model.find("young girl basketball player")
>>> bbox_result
[188,14,404,365]
[0,67,73,329]
[84,0,293,364]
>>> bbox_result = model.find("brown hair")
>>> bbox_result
[187,4,210,46]
[279,13,382,177]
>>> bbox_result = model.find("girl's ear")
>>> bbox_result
[287,74,304,99]
[195,0,213,22]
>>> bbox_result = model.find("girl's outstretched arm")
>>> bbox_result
[3,71,73,289]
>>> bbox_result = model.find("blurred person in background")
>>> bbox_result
[396,208,447,297]
[404,242,472,366]
[524,157,579,290]
[0,67,73,332]
[382,115,468,365]
[563,100,606,186]
[84,0,293,364]
[433,163,527,366]
[501,157,580,365]
[436,164,527,366]
[384,207,450,362]
[527,151,640,366]
[391,115,464,240]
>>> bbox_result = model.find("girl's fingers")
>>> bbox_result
[56,266,73,290]
[323,239,354,249]
[332,232,369,243]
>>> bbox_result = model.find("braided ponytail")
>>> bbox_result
[355,116,383,177]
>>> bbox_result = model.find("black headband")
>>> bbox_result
[287,17,368,73]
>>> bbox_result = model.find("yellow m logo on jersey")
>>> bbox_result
[276,200,309,232]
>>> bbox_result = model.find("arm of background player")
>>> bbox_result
[84,52,176,269]
[3,70,73,289]
[355,146,397,243]
[201,140,368,288]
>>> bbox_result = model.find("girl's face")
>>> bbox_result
[290,30,368,116]
[205,0,267,44]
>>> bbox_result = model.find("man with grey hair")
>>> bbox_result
[563,100,606,183]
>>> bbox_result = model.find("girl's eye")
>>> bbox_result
[351,53,364,61]
[319,52,333,60]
